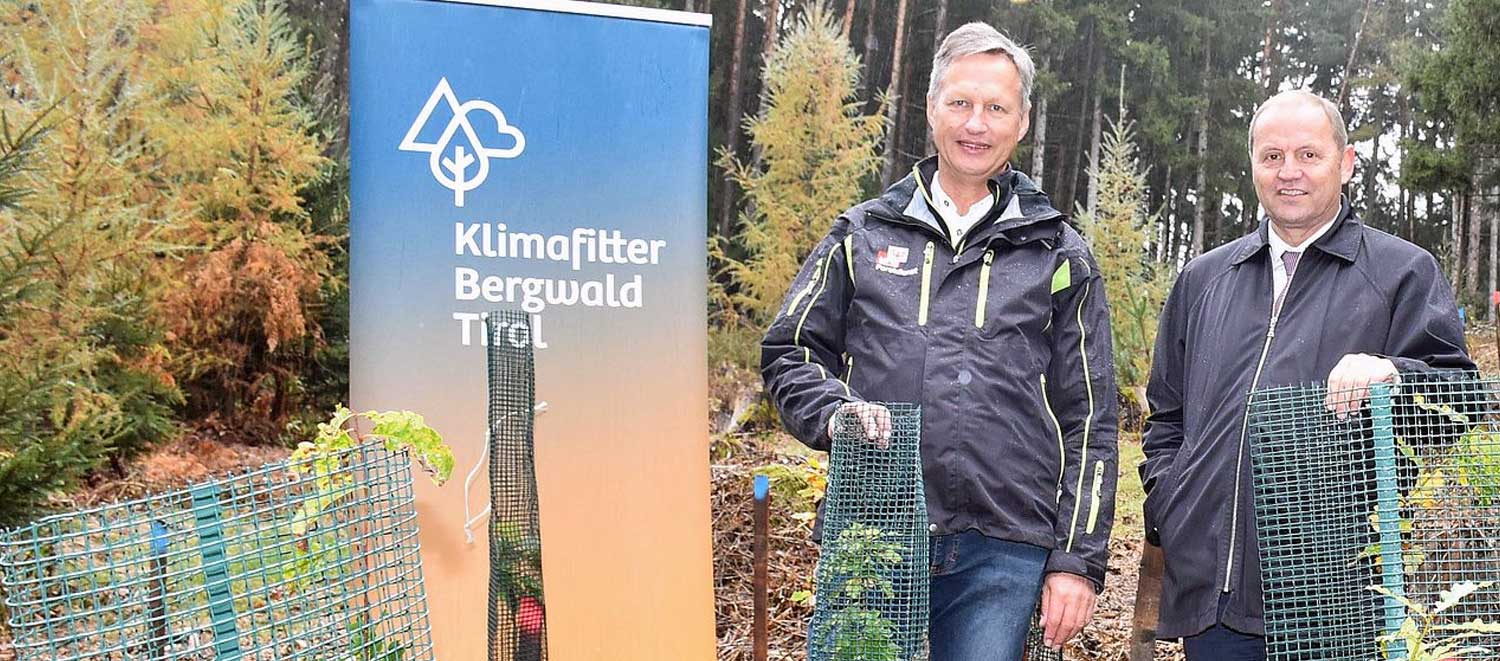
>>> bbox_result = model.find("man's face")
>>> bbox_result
[1250,98,1355,233]
[927,52,1030,186]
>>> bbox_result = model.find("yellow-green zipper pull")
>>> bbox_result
[974,250,994,328]
[918,241,935,326]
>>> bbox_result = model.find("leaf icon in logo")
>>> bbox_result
[399,78,526,207]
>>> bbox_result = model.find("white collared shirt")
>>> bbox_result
[931,173,994,250]
[1268,212,1338,304]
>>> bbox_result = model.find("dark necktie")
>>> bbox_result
[1274,251,1301,315]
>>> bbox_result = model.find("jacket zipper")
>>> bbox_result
[1040,374,1065,503]
[974,250,995,328]
[1086,461,1105,534]
[1225,308,1280,592]
[918,241,935,326]
[1064,280,1096,553]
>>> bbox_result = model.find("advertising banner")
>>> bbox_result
[350,1,713,658]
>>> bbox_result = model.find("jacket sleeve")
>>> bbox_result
[1043,250,1118,590]
[1381,251,1475,375]
[1382,251,1479,447]
[760,218,861,451]
[1140,268,1191,546]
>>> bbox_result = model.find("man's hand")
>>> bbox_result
[828,401,892,446]
[1325,353,1399,419]
[1040,572,1096,650]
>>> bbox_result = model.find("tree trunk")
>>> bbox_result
[1469,185,1482,306]
[1490,191,1498,321]
[1087,91,1103,214]
[716,0,751,240]
[1032,62,1048,183]
[862,0,880,110]
[762,0,781,62]
[1161,164,1174,263]
[1061,25,1096,213]
[1261,0,1285,94]
[879,0,911,187]
[1192,79,1209,256]
[1458,191,1470,292]
[1400,97,1414,240]
[924,0,950,155]
[1336,0,1376,110]
[1361,99,1380,223]
[842,0,856,41]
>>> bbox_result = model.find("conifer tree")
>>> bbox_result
[714,3,888,324]
[1077,115,1166,415]
[1,0,181,469]
[150,0,332,425]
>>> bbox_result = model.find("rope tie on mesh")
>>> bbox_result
[463,401,549,545]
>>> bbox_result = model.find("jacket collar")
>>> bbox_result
[1230,196,1361,266]
[878,156,1063,245]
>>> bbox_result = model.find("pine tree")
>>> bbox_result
[714,4,888,324]
[1077,115,1166,416]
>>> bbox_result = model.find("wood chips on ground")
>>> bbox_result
[711,433,1185,661]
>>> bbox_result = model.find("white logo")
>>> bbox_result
[875,245,917,276]
[399,78,525,207]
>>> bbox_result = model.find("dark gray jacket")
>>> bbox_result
[762,159,1119,588]
[1140,199,1475,638]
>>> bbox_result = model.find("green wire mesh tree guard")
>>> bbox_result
[1249,375,1500,660]
[487,311,546,661]
[0,442,435,660]
[810,403,928,661]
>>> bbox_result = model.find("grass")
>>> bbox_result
[1115,432,1147,541]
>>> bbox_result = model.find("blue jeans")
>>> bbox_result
[929,530,1048,661]
[1183,594,1266,661]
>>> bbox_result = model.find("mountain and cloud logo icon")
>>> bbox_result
[398,78,525,207]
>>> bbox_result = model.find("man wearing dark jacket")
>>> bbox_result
[761,22,1118,659]
[1140,89,1475,659]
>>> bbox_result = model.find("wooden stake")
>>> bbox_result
[1129,543,1165,661]
[1491,292,1499,366]
[753,475,770,661]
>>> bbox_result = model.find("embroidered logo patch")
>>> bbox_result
[875,245,917,275]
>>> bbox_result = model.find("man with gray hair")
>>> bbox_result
[1140,89,1474,659]
[762,21,1118,657]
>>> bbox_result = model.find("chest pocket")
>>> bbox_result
[975,249,1055,338]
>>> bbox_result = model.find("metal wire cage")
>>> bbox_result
[809,402,929,661]
[1250,375,1500,661]
[0,441,435,660]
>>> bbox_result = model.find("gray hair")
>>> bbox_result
[927,22,1036,111]
[1248,89,1349,153]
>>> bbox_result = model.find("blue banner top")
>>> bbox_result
[431,0,712,26]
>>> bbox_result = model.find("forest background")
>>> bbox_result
[0,0,1498,656]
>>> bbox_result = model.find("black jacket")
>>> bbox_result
[762,159,1119,587]
[1140,199,1475,638]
